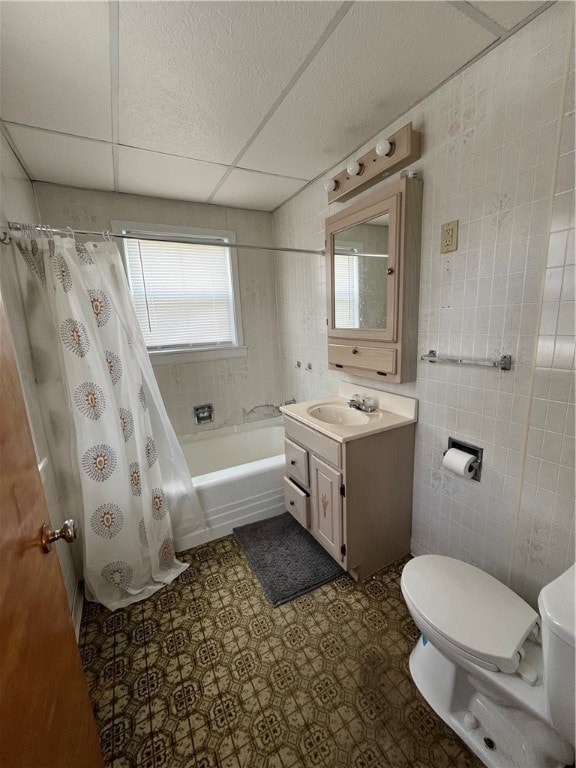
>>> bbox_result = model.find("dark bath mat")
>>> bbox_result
[233,512,345,607]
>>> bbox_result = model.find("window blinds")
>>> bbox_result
[124,237,237,350]
[333,253,360,328]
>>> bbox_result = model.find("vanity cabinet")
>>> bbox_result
[283,414,415,580]
[326,176,422,383]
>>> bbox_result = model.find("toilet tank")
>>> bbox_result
[538,564,575,746]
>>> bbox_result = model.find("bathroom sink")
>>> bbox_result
[281,387,417,442]
[305,404,371,425]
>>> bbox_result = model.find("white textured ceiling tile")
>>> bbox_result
[211,169,307,211]
[7,126,114,190]
[0,2,111,140]
[240,2,497,180]
[470,2,547,30]
[118,1,340,163]
[118,146,227,201]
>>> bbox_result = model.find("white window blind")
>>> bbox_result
[124,236,238,351]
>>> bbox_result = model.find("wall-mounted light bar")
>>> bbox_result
[325,122,422,204]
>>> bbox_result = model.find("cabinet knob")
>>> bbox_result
[352,348,359,355]
[387,267,394,275]
[289,501,295,506]
[290,459,296,465]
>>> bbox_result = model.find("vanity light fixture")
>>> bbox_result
[346,160,364,176]
[326,122,421,204]
[375,139,394,157]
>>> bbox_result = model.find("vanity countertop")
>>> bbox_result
[280,386,418,443]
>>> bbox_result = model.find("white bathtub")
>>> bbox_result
[174,420,285,551]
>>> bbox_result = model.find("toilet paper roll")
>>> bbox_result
[443,448,476,478]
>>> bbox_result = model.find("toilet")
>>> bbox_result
[401,555,575,768]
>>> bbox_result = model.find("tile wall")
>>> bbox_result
[512,32,575,605]
[273,3,575,605]
[35,184,283,436]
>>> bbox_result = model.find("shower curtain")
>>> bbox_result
[13,234,204,610]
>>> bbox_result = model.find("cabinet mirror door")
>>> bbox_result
[327,192,398,342]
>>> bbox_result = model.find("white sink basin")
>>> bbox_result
[306,404,370,425]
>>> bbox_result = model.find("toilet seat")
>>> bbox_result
[401,555,539,674]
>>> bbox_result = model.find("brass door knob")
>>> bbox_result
[41,519,77,552]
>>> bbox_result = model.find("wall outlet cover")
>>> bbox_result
[441,220,458,253]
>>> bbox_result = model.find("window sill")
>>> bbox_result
[149,346,248,365]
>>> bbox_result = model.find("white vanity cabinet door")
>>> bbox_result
[310,455,343,564]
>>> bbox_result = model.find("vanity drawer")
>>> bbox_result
[328,344,397,375]
[284,477,310,528]
[284,417,341,469]
[284,438,309,487]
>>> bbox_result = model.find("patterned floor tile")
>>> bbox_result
[80,536,483,768]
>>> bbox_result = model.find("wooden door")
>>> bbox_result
[310,455,343,563]
[0,295,104,768]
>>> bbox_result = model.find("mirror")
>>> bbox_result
[333,213,389,330]
[325,177,422,383]
[327,189,398,342]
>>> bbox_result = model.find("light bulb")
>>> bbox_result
[324,179,338,192]
[375,139,393,157]
[346,161,362,176]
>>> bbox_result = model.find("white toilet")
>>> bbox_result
[401,555,575,768]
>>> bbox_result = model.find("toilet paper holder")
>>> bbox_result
[443,437,483,481]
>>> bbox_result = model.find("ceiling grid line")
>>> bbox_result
[0,122,33,181]
[205,0,354,203]
[109,0,120,191]
[0,1,557,211]
[270,1,556,212]
[449,1,508,36]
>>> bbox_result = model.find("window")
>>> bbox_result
[116,222,244,361]
[333,242,361,328]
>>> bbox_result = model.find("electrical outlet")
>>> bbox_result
[441,220,458,253]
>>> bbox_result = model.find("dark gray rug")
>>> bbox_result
[233,512,345,607]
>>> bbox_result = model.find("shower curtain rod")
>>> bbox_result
[0,221,325,257]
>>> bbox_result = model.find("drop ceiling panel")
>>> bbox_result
[118,1,341,164]
[211,168,307,211]
[240,2,497,180]
[118,146,227,201]
[470,2,547,30]
[7,126,114,191]
[0,2,112,141]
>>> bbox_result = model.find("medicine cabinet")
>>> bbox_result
[325,176,423,383]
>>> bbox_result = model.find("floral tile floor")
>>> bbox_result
[80,536,483,768]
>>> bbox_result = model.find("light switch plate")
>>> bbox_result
[441,220,458,253]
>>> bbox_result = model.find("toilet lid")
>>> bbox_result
[402,555,539,671]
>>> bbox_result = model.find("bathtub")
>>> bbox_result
[174,420,286,551]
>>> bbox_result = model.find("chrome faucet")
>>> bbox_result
[347,394,377,413]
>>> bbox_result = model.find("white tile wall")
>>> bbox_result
[512,28,575,606]
[273,3,575,605]
[34,185,284,436]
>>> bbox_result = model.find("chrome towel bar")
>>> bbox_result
[420,350,512,371]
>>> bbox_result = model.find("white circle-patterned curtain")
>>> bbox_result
[14,235,204,610]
